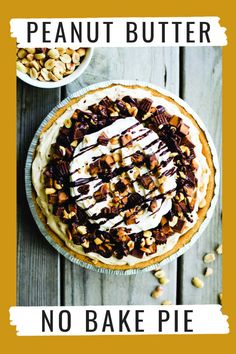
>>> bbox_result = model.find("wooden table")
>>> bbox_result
[17,47,222,306]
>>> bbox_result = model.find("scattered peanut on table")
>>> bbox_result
[204,267,213,277]
[203,252,216,263]
[161,300,172,305]
[191,277,204,288]
[151,286,164,299]
[216,244,222,255]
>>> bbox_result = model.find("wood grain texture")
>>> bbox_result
[63,47,179,305]
[17,80,61,305]
[177,47,222,304]
[17,47,222,306]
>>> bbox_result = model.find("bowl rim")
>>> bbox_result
[17,48,94,89]
[25,80,220,275]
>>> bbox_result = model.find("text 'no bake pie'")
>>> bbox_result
[32,84,215,270]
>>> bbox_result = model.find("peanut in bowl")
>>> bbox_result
[16,47,94,89]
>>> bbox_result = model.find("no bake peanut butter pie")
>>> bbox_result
[31,83,215,270]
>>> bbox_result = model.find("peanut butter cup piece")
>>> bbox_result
[161,216,168,225]
[185,168,197,186]
[94,183,109,202]
[149,198,158,212]
[131,248,144,259]
[94,104,108,118]
[172,219,186,233]
[146,154,158,171]
[51,144,65,160]
[179,123,190,136]
[127,193,144,208]
[99,96,113,107]
[152,113,169,126]
[162,224,173,236]
[48,193,58,204]
[73,126,84,141]
[115,99,129,115]
[120,133,132,147]
[147,243,157,254]
[125,213,137,225]
[56,160,69,177]
[139,175,155,190]
[93,191,106,202]
[152,229,167,244]
[131,151,145,165]
[97,132,109,146]
[78,184,90,195]
[116,178,129,193]
[139,98,153,113]
[169,115,182,127]
[90,160,101,175]
[122,95,137,107]
[121,196,128,205]
[101,155,115,168]
[100,183,110,195]
[58,191,69,204]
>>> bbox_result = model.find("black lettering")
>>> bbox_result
[186,22,195,43]
[200,22,210,43]
[143,22,154,43]
[86,310,97,332]
[135,310,144,332]
[42,22,51,43]
[27,22,38,42]
[58,310,71,332]
[42,310,53,332]
[119,310,131,332]
[159,21,168,43]
[174,310,178,332]
[184,310,193,332]
[87,22,99,43]
[102,310,114,332]
[55,22,66,43]
[71,22,82,42]
[127,22,138,43]
[158,310,170,332]
[172,21,181,43]
[103,22,113,42]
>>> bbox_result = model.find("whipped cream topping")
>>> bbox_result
[70,117,177,234]
[32,85,210,266]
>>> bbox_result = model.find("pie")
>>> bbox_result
[31,83,215,270]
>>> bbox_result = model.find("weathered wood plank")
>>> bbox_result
[17,47,221,306]
[178,47,222,304]
[63,47,180,305]
[17,80,61,305]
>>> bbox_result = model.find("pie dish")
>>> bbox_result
[27,81,219,273]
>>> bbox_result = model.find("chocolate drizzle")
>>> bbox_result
[73,143,98,158]
[121,122,141,134]
[43,91,199,261]
[70,176,98,187]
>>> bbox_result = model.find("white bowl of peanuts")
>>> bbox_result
[16,47,94,89]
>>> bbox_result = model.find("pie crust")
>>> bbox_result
[30,84,215,271]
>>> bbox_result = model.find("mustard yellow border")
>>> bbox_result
[0,2,234,352]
